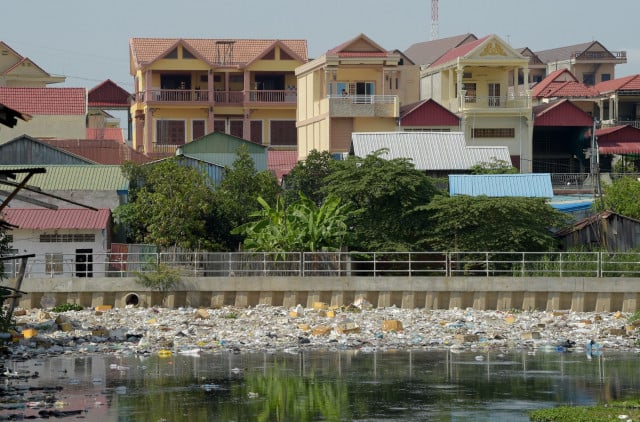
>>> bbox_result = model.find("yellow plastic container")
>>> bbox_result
[158,349,173,358]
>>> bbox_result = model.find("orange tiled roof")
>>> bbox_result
[0,87,85,115]
[595,74,640,94]
[130,38,308,68]
[325,33,393,58]
[532,69,598,98]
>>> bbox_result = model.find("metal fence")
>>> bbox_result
[3,251,640,279]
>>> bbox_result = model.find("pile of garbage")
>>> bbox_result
[3,300,640,358]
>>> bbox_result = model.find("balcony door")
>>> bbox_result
[161,74,191,90]
[337,82,374,103]
[488,83,501,107]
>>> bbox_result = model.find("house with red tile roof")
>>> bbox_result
[0,87,86,143]
[87,79,131,138]
[0,41,65,87]
[594,74,640,128]
[531,69,600,120]
[296,33,415,160]
[1,208,112,278]
[419,34,534,172]
[129,37,307,157]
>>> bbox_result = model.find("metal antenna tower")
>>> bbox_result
[431,0,439,40]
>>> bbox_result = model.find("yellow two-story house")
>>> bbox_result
[129,38,307,156]
[420,35,534,172]
[296,34,418,160]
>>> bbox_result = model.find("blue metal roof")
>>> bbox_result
[449,174,554,198]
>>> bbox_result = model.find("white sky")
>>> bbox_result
[4,0,640,92]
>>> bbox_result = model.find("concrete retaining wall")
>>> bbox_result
[9,276,640,312]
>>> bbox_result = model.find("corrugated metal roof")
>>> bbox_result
[350,132,511,171]
[2,208,111,229]
[0,165,128,190]
[39,138,151,165]
[177,132,268,170]
[268,149,298,180]
[449,174,554,198]
[597,125,640,154]
[177,155,225,186]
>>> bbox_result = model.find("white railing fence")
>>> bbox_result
[2,251,640,279]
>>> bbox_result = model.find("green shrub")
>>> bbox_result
[51,303,83,312]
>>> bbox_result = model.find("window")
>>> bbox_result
[583,73,595,85]
[182,49,195,59]
[336,81,374,98]
[45,253,63,275]
[251,120,263,144]
[166,48,178,59]
[473,128,515,138]
[156,120,185,145]
[40,234,95,242]
[192,120,205,140]
[601,74,611,82]
[270,121,297,146]
[230,120,243,138]
[488,83,501,107]
[214,120,226,133]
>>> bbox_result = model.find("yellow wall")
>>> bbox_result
[0,115,86,144]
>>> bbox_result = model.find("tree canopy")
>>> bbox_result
[599,176,640,219]
[470,158,519,174]
[114,158,216,250]
[233,193,352,252]
[321,150,440,251]
[282,149,334,206]
[210,145,281,250]
[419,194,568,252]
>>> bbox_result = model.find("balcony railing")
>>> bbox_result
[458,95,530,111]
[571,50,627,61]
[4,251,640,279]
[141,89,210,103]
[328,94,399,118]
[135,89,297,106]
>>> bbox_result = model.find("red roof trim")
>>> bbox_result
[428,35,490,68]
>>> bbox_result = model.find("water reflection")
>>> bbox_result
[2,349,639,421]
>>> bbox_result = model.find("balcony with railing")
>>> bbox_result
[134,89,297,107]
[571,50,627,63]
[457,94,531,113]
[328,94,399,118]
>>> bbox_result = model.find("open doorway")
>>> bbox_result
[76,248,93,278]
